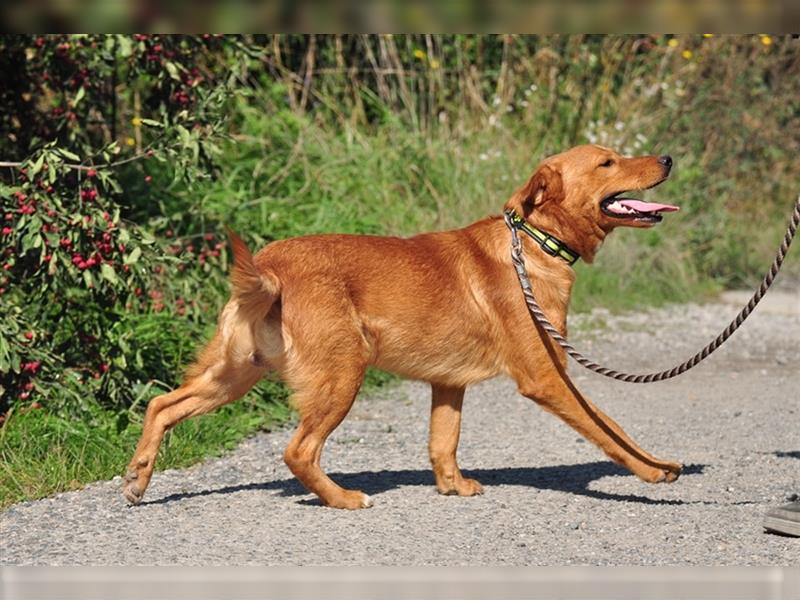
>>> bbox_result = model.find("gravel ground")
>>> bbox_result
[1,290,798,566]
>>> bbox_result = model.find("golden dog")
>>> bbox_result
[123,144,683,509]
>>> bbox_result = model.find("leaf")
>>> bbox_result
[117,228,130,244]
[117,35,133,58]
[106,177,122,194]
[21,231,37,254]
[165,61,182,81]
[56,148,80,162]
[123,246,141,265]
[0,336,9,373]
[30,154,45,176]
[139,118,163,128]
[73,86,85,107]
[83,270,94,288]
[101,263,118,284]
[176,125,191,148]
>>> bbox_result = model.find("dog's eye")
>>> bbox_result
[599,159,615,168]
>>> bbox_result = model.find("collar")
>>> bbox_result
[504,210,580,265]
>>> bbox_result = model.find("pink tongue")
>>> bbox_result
[619,199,680,213]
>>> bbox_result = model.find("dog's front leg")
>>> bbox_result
[428,384,484,496]
[515,367,683,483]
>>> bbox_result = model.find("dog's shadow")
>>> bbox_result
[141,461,710,507]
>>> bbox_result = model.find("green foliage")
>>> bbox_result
[0,34,246,413]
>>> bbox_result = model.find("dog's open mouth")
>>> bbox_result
[600,193,680,223]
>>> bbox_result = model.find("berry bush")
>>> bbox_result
[0,35,249,418]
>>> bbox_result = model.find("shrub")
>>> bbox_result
[0,34,248,415]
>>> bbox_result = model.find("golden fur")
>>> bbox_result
[123,145,682,509]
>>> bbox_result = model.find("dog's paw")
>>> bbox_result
[638,461,682,484]
[438,477,484,497]
[122,469,145,505]
[455,477,484,496]
[662,461,683,483]
[325,489,373,510]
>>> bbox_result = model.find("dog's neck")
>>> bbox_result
[527,208,607,264]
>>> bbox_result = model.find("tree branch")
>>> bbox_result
[0,152,149,172]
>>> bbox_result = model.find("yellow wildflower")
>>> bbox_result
[131,117,142,127]
[429,58,440,70]
[702,33,714,38]
[413,48,426,60]
[126,137,135,146]
[668,38,679,48]
[761,35,772,46]
[682,49,693,59]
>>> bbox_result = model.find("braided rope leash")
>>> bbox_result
[505,196,800,383]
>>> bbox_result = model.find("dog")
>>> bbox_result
[122,144,683,509]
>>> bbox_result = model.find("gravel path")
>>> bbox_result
[2,290,798,566]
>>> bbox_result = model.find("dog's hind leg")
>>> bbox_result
[122,329,267,505]
[428,384,483,496]
[283,362,371,510]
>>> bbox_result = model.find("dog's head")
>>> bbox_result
[504,145,679,262]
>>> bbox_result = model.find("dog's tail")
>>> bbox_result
[227,228,280,318]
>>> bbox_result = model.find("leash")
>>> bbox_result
[504,196,800,383]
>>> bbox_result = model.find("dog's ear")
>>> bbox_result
[504,164,564,218]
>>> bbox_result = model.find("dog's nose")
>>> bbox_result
[658,155,673,170]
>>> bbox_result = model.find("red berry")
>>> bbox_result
[23,382,34,391]
[99,363,109,373]
[20,391,30,400]
[2,227,13,235]
[24,331,34,340]
[3,263,11,271]
[86,168,97,178]
[144,175,152,183]
[4,213,12,221]
[60,238,72,247]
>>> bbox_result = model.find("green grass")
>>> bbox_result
[0,369,395,509]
